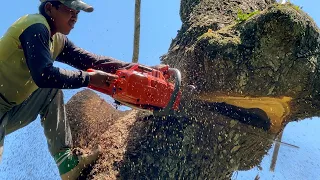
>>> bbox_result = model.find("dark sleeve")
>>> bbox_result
[19,23,90,89]
[56,36,133,74]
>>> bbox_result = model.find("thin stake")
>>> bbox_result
[270,130,284,172]
[132,0,141,63]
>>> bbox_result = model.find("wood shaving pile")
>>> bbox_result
[65,89,142,179]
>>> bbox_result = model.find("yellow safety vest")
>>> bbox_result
[0,14,64,105]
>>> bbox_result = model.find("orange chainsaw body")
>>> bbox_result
[87,65,181,111]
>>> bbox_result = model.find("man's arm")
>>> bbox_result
[56,36,133,74]
[19,23,90,89]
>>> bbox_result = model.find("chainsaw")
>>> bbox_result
[87,64,182,115]
[87,65,300,149]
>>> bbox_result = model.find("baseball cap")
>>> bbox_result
[40,0,94,12]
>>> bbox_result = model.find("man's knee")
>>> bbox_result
[39,88,61,98]
[37,88,64,114]
[36,88,63,103]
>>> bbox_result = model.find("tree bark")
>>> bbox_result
[162,0,320,132]
[65,0,320,179]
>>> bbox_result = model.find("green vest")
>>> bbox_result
[0,14,64,105]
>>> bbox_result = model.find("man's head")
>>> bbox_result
[39,0,94,35]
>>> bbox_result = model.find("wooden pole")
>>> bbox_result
[270,130,284,172]
[132,0,141,63]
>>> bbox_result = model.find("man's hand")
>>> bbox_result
[87,69,118,88]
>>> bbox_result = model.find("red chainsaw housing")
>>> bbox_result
[87,64,181,110]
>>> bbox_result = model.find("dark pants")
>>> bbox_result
[0,88,72,162]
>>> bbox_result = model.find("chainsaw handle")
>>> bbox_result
[86,68,115,95]
[127,64,169,75]
[154,67,181,116]
[127,64,153,72]
[167,68,181,109]
[87,68,94,72]
[138,65,153,72]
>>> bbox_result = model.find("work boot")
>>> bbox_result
[54,145,101,180]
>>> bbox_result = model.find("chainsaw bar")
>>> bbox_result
[114,99,159,113]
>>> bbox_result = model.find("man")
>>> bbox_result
[0,0,166,179]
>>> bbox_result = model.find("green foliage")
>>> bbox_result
[292,4,302,11]
[277,0,302,11]
[287,0,302,10]
[236,9,260,23]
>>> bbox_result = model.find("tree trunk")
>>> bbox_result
[65,0,320,179]
[162,0,320,133]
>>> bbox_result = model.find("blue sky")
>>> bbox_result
[0,0,319,179]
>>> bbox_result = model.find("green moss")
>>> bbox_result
[197,24,240,46]
[195,25,241,60]
[236,9,260,23]
[274,1,302,13]
[208,35,240,47]
[286,0,302,11]
[293,5,301,11]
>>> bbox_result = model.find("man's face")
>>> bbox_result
[48,3,80,35]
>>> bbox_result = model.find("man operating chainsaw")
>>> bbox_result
[0,0,167,179]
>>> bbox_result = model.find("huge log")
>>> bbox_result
[65,1,320,179]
